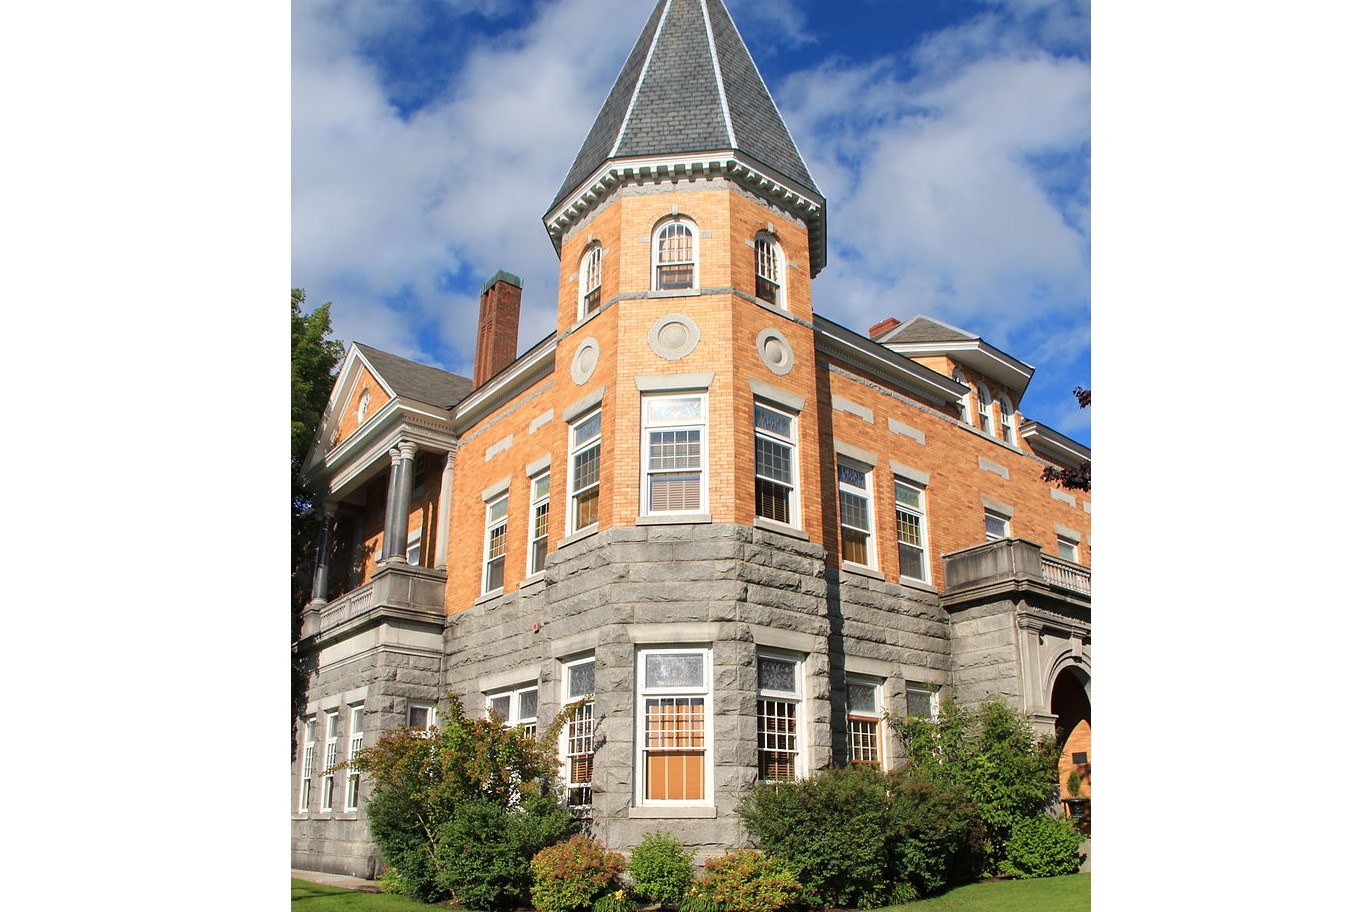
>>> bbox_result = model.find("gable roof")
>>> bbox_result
[877,315,979,346]
[354,343,473,409]
[874,315,1036,398]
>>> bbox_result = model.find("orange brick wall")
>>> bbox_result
[333,365,387,448]
[1058,719,1092,799]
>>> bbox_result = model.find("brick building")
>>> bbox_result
[292,0,1091,878]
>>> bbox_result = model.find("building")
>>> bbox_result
[292,0,1091,878]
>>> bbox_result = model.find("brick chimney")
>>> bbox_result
[473,270,523,388]
[868,316,900,340]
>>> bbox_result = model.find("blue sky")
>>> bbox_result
[292,0,1091,445]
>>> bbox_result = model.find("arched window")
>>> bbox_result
[999,394,1016,445]
[754,234,784,308]
[653,218,697,291]
[976,384,994,436]
[356,387,371,423]
[952,371,970,423]
[579,243,603,319]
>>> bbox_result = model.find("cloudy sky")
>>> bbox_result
[293,0,1091,444]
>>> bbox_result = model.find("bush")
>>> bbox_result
[593,890,636,912]
[678,893,723,912]
[628,831,695,904]
[532,834,628,912]
[998,814,1085,879]
[350,696,579,906]
[695,851,803,912]
[886,776,986,898]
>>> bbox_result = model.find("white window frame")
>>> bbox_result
[482,493,509,594]
[754,233,784,309]
[985,509,1011,542]
[406,702,434,732]
[321,710,340,811]
[344,705,364,812]
[905,682,938,721]
[406,524,422,566]
[651,218,698,292]
[952,371,970,423]
[846,676,885,770]
[837,459,876,569]
[757,651,804,782]
[356,387,371,423]
[999,394,1016,445]
[641,393,707,516]
[488,684,539,738]
[579,243,603,319]
[894,478,929,583]
[562,657,596,809]
[977,385,994,435]
[528,471,551,575]
[754,402,799,527]
[298,716,317,813]
[636,647,713,807]
[1058,535,1080,563]
[569,410,602,533]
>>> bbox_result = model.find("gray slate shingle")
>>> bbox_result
[355,343,473,410]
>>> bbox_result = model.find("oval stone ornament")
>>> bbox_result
[648,313,700,361]
[756,327,794,376]
[571,336,600,385]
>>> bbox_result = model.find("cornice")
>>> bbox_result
[814,316,965,406]
[453,334,557,434]
[1019,421,1091,467]
[885,338,1034,397]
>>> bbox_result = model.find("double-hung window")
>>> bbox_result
[977,385,994,435]
[894,479,928,582]
[838,460,875,567]
[298,717,317,812]
[985,510,1010,542]
[906,683,937,720]
[653,219,697,291]
[757,653,802,781]
[642,394,705,515]
[570,411,602,532]
[483,494,508,593]
[580,243,603,318]
[489,684,539,738]
[754,403,797,525]
[344,706,364,811]
[407,702,433,731]
[563,658,596,809]
[846,677,883,769]
[321,710,340,811]
[638,648,710,804]
[1058,535,1079,563]
[529,472,551,574]
[754,234,783,308]
[999,394,1016,445]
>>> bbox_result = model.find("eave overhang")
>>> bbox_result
[883,337,1035,398]
[312,396,459,500]
[1019,420,1090,468]
[543,151,827,276]
[814,315,968,407]
[453,333,557,435]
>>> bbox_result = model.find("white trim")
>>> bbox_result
[754,399,800,531]
[578,242,604,320]
[893,476,930,584]
[528,470,552,575]
[561,656,597,809]
[651,216,700,293]
[298,716,317,813]
[320,710,340,812]
[753,232,784,310]
[640,392,708,517]
[344,705,364,812]
[756,650,805,782]
[568,409,604,535]
[845,674,885,771]
[837,457,877,571]
[636,646,714,807]
[482,492,510,595]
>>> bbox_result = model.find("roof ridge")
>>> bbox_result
[611,0,674,159]
[699,0,737,149]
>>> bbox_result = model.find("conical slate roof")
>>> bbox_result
[552,0,822,210]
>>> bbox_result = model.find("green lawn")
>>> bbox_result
[291,874,1089,912]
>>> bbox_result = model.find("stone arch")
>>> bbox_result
[1049,658,1091,824]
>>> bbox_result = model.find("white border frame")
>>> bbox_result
[635,646,714,808]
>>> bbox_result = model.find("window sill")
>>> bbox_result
[841,563,884,582]
[753,517,808,541]
[520,572,546,590]
[898,575,938,595]
[475,588,506,606]
[629,806,717,818]
[557,524,599,549]
[635,513,712,526]
[647,288,701,298]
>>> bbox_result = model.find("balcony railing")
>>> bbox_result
[302,561,447,640]
[942,538,1090,606]
[1041,553,1091,596]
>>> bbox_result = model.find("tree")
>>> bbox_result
[291,289,344,756]
[1040,386,1091,492]
[347,698,579,906]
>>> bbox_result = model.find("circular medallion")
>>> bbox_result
[570,337,600,385]
[648,313,701,361]
[756,327,794,376]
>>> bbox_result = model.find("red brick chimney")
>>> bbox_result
[868,316,900,340]
[473,270,523,388]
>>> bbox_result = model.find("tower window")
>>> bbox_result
[642,394,706,515]
[580,243,603,319]
[999,394,1016,445]
[754,403,797,526]
[570,411,602,532]
[653,219,697,292]
[977,385,994,435]
[754,234,784,308]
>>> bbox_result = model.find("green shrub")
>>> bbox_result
[999,814,1085,879]
[695,851,803,912]
[628,831,695,904]
[593,889,636,912]
[886,776,986,898]
[531,834,628,912]
[678,893,723,912]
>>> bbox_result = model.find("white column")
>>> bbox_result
[434,450,456,570]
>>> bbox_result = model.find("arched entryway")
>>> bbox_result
[1051,665,1090,831]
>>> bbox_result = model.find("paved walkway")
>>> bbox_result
[292,868,381,893]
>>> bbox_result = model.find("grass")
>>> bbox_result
[292,878,427,909]
[877,874,1090,912]
[292,874,1089,912]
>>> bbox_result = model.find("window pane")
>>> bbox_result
[649,474,701,512]
[755,478,791,524]
[847,683,877,714]
[489,695,511,722]
[518,689,538,721]
[906,687,933,719]
[645,653,705,688]
[758,657,797,693]
[575,487,599,529]
[754,404,791,438]
[898,543,925,581]
[657,264,694,290]
[755,437,792,485]
[573,445,600,492]
[407,706,429,728]
[647,397,703,423]
[841,529,868,565]
[894,480,921,510]
[838,464,866,488]
[574,413,601,446]
[533,474,551,500]
[648,429,702,470]
[568,662,596,698]
[840,491,869,532]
